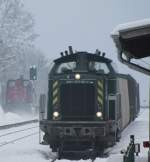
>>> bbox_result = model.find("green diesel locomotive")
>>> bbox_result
[40,47,140,159]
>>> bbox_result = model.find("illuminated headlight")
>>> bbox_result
[53,111,59,118]
[96,112,102,118]
[75,74,80,80]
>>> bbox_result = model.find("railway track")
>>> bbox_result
[0,119,38,130]
[49,156,96,162]
[50,156,58,162]
[48,148,104,162]
[0,120,39,148]
[0,132,38,147]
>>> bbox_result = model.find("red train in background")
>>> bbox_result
[3,76,35,114]
[6,79,33,104]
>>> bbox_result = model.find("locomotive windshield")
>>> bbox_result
[54,61,111,74]
[89,61,110,74]
[56,61,76,74]
[53,52,115,74]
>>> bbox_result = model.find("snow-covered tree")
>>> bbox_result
[0,0,49,106]
[0,0,38,78]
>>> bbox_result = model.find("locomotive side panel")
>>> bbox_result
[118,78,130,129]
[127,76,140,121]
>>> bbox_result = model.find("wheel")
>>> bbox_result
[57,147,63,159]
[51,144,57,152]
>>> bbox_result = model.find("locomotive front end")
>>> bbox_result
[40,49,120,157]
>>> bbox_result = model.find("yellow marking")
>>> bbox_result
[98,89,103,97]
[53,97,58,105]
[53,89,58,97]
[98,81,103,90]
[53,81,58,89]
[97,96,103,105]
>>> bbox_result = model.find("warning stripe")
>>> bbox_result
[53,89,58,97]
[53,97,58,105]
[97,89,103,97]
[98,80,103,90]
[97,96,103,105]
[53,81,58,89]
[97,80,104,106]
[52,81,59,105]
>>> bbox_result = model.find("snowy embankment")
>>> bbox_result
[0,108,149,162]
[106,108,149,162]
[0,105,37,126]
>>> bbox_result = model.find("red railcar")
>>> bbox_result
[4,78,34,113]
[6,79,33,104]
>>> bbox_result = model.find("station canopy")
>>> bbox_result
[111,19,150,59]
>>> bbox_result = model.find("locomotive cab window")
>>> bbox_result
[56,61,76,74]
[89,61,110,74]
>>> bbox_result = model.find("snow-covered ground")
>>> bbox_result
[107,108,149,162]
[0,108,149,162]
[0,105,37,126]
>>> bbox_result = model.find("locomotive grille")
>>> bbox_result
[60,83,95,121]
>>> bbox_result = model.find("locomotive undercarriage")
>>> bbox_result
[40,120,118,159]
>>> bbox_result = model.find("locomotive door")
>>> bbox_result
[107,78,121,121]
[108,94,121,120]
[108,95,116,120]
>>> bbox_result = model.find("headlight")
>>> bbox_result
[96,112,102,118]
[53,111,59,118]
[75,73,80,80]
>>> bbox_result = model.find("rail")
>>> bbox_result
[0,122,39,147]
[50,156,58,162]
[0,126,38,138]
[0,119,38,130]
[49,156,95,162]
[0,132,38,147]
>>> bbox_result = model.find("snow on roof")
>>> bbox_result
[111,18,150,36]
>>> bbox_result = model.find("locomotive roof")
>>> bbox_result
[54,52,112,64]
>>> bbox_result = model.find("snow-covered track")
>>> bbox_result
[0,119,38,130]
[0,125,38,138]
[49,157,96,162]
[91,159,96,162]
[49,156,58,162]
[0,132,38,147]
[0,123,39,148]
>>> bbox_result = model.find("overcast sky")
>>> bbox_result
[23,0,150,105]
